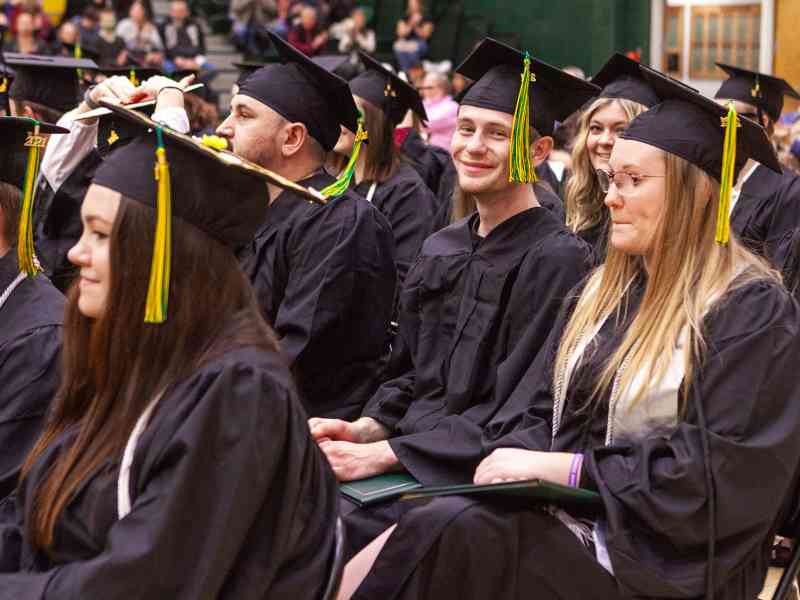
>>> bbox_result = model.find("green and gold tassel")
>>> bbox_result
[144,126,173,323]
[129,69,139,87]
[716,102,739,245]
[17,122,45,277]
[0,77,7,93]
[508,51,537,184]
[74,42,83,80]
[320,114,368,198]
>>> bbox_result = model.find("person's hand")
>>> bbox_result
[308,416,389,444]
[474,449,576,486]
[89,75,138,106]
[312,31,328,49]
[128,73,195,103]
[318,440,398,481]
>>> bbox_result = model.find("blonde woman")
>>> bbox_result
[338,70,800,600]
[565,54,658,264]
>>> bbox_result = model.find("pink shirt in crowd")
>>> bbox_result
[423,94,459,151]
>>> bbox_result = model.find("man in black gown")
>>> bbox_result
[0,117,66,500]
[216,32,397,420]
[714,63,800,267]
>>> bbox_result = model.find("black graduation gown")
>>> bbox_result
[578,217,610,267]
[731,164,800,265]
[0,253,63,501]
[245,171,398,420]
[34,151,102,293]
[0,346,339,599]
[352,276,800,600]
[353,163,438,286]
[400,128,454,198]
[362,205,591,484]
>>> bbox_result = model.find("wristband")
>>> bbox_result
[568,453,584,488]
[83,86,101,110]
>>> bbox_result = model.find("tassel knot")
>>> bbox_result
[320,115,368,198]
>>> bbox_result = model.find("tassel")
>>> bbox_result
[74,42,83,80]
[0,77,7,93]
[129,69,139,87]
[508,51,537,184]
[751,75,761,99]
[17,122,45,277]
[144,126,172,323]
[716,102,739,245]
[320,115,368,198]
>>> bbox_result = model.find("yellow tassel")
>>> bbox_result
[75,43,83,80]
[321,115,368,198]
[751,76,761,99]
[508,52,537,184]
[144,127,172,323]
[200,134,228,150]
[716,102,739,245]
[129,69,139,87]
[17,123,45,277]
[0,78,7,93]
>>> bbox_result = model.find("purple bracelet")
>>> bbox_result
[568,454,584,488]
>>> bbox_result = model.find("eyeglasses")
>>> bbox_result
[596,169,665,195]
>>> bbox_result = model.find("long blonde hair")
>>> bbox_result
[565,97,647,233]
[556,151,779,411]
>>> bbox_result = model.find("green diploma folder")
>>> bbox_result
[340,473,423,507]
[399,479,601,505]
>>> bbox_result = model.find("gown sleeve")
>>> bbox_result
[0,326,62,500]
[0,357,327,599]
[584,281,800,598]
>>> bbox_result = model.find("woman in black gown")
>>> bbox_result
[0,99,338,599]
[339,66,800,600]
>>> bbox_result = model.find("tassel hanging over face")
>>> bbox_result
[716,102,739,245]
[144,126,173,323]
[508,51,537,184]
[320,114,368,198]
[17,121,45,277]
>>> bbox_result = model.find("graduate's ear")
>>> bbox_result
[531,135,554,168]
[281,121,310,159]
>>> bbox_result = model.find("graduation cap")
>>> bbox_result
[312,54,351,78]
[591,53,659,108]
[622,67,781,244]
[350,51,427,125]
[455,37,600,183]
[714,63,800,123]
[93,100,323,323]
[237,31,359,152]
[0,117,69,276]
[96,102,156,155]
[5,53,98,113]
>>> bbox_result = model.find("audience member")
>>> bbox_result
[4,10,50,53]
[287,5,327,57]
[95,6,128,66]
[115,0,163,67]
[6,0,53,43]
[332,6,374,59]
[160,0,216,80]
[230,0,275,54]
[420,70,457,151]
[393,0,432,74]
[74,6,100,46]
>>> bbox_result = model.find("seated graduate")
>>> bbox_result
[714,63,800,267]
[310,38,596,505]
[565,53,657,265]
[0,99,339,598]
[328,52,439,286]
[0,118,66,500]
[31,67,193,293]
[338,67,800,600]
[216,31,397,421]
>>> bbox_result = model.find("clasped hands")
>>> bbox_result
[84,73,196,112]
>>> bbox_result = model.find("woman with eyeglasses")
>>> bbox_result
[338,70,800,600]
[565,54,657,265]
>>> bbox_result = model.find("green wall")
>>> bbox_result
[366,0,651,77]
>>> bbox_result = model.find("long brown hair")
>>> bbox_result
[565,97,647,233]
[358,96,402,183]
[22,195,278,552]
[556,151,779,411]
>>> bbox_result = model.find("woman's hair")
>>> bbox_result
[555,150,779,412]
[565,97,647,233]
[0,182,21,244]
[22,195,278,552]
[357,95,402,183]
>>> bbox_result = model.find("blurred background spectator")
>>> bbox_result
[4,8,51,53]
[95,6,128,66]
[420,70,456,150]
[160,0,216,81]
[287,4,327,56]
[115,0,163,67]
[393,0,432,77]
[330,5,373,60]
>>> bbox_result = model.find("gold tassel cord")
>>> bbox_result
[129,69,139,87]
[17,123,45,277]
[320,115,368,198]
[74,43,83,80]
[508,51,537,184]
[144,127,172,323]
[716,103,739,245]
[0,77,7,93]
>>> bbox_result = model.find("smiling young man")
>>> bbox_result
[714,63,800,267]
[216,32,397,420]
[310,39,598,552]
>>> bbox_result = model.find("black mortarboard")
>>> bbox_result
[237,31,359,151]
[232,60,275,86]
[350,51,427,125]
[313,54,352,79]
[591,53,659,108]
[0,117,68,189]
[92,101,322,322]
[714,63,800,122]
[455,38,600,137]
[96,102,156,155]
[624,68,781,182]
[6,53,98,113]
